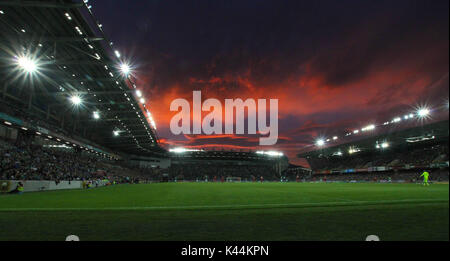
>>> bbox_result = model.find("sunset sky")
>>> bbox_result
[94,0,449,165]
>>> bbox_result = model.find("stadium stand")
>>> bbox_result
[282,164,313,181]
[299,120,449,182]
[167,150,289,181]
[0,137,150,184]
[168,163,278,181]
[306,142,448,171]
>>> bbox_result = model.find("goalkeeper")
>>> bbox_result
[420,171,430,186]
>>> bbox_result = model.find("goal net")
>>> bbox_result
[225,177,242,182]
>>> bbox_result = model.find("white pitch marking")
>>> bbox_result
[0,198,446,212]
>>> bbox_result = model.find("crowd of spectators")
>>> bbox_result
[167,162,279,181]
[0,138,151,184]
[282,165,312,181]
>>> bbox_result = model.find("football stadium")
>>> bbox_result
[0,0,449,243]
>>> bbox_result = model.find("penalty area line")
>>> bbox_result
[0,198,448,212]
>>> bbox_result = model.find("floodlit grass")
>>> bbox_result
[0,182,448,241]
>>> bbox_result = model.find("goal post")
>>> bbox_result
[225,177,242,182]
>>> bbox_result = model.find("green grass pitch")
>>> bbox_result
[0,182,448,241]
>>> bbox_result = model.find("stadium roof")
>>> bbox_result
[0,0,163,155]
[298,120,449,158]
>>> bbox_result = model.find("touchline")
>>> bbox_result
[170,91,278,145]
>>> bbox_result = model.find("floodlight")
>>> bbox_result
[113,130,120,136]
[135,90,142,97]
[349,147,359,154]
[139,98,145,104]
[169,148,202,153]
[265,151,283,157]
[170,148,187,153]
[70,95,82,105]
[417,108,430,118]
[120,63,130,75]
[392,117,401,123]
[362,124,375,132]
[17,56,37,73]
[376,142,390,149]
[333,151,343,156]
[93,111,100,119]
[316,139,325,146]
